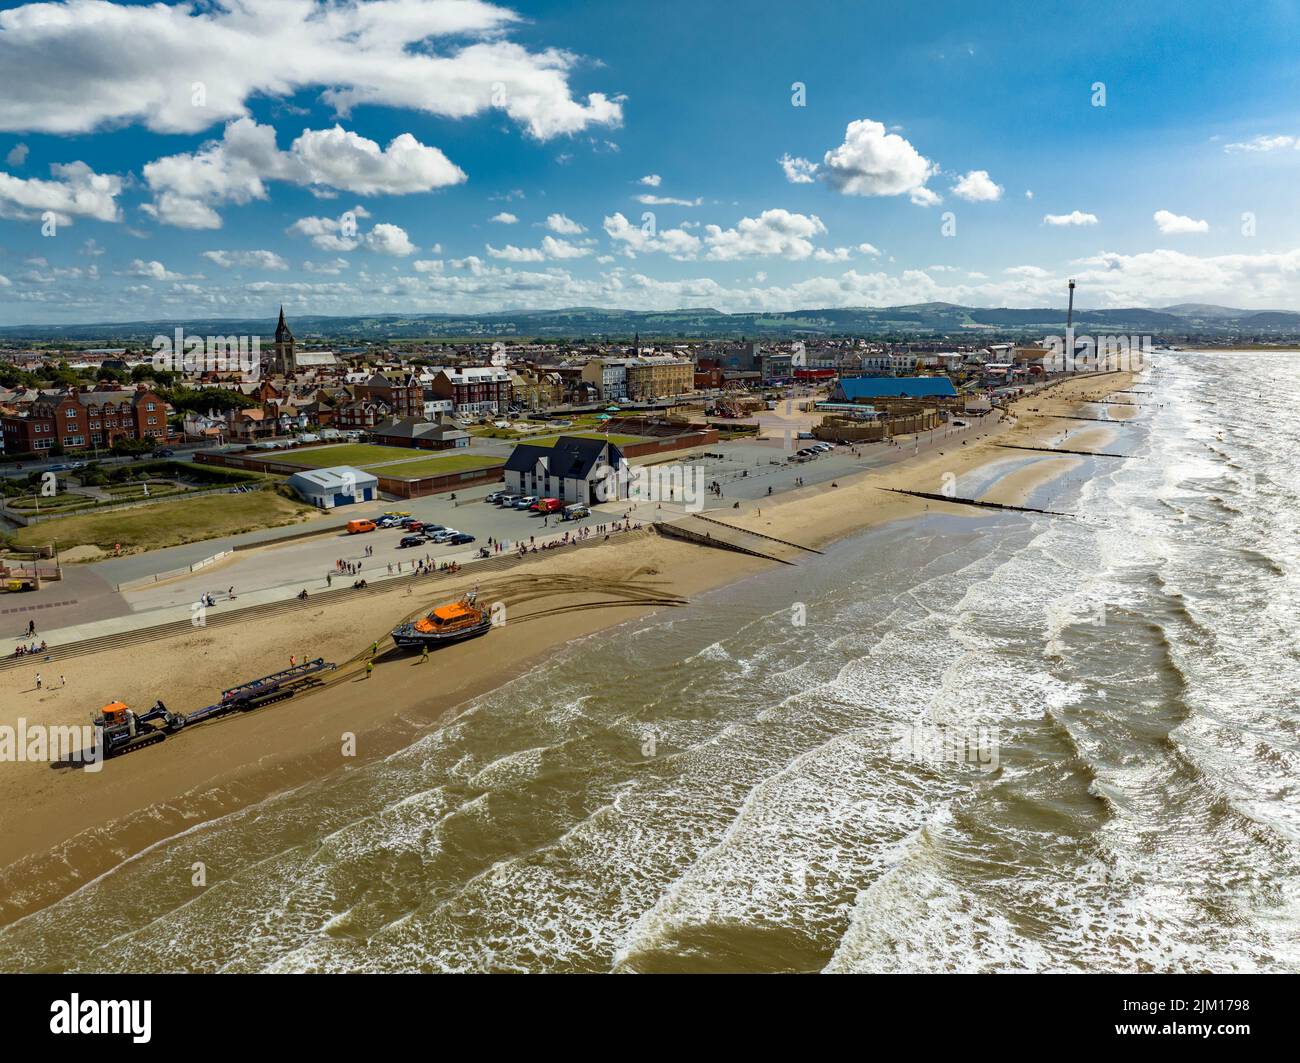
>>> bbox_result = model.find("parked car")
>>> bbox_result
[398,535,425,548]
[562,504,590,521]
[515,496,538,510]
[485,491,505,503]
[152,447,175,458]
[531,497,562,514]
[346,519,377,534]
[429,529,460,544]
[498,494,520,507]
[951,419,968,427]
[421,524,447,536]
[446,533,476,545]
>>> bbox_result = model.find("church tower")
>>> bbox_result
[271,305,296,376]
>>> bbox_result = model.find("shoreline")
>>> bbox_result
[0,372,1136,931]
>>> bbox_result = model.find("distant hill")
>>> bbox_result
[2,302,1298,344]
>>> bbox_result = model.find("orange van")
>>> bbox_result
[346,519,377,534]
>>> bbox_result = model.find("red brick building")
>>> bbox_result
[1,386,169,454]
[352,373,422,418]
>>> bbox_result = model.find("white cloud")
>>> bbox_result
[638,174,661,187]
[779,154,819,184]
[124,259,186,281]
[1153,209,1209,234]
[820,119,937,201]
[541,235,590,258]
[287,126,465,195]
[858,242,882,256]
[286,207,410,255]
[1043,210,1099,227]
[635,193,702,207]
[1025,189,1034,199]
[487,235,591,261]
[6,143,28,168]
[704,209,827,261]
[489,212,519,224]
[142,119,464,229]
[0,0,622,140]
[1224,135,1298,153]
[813,247,854,262]
[952,169,1003,202]
[363,222,417,256]
[546,212,585,235]
[487,243,545,262]
[202,249,290,270]
[303,258,350,275]
[0,161,122,225]
[602,212,701,259]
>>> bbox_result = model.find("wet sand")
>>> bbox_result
[0,372,1132,927]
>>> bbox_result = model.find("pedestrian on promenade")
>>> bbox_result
[420,645,429,663]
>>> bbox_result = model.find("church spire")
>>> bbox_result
[275,304,294,344]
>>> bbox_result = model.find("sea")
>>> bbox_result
[2,351,1297,972]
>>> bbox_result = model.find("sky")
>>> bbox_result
[1,0,1300,325]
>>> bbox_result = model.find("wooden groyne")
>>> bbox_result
[655,519,798,565]
[878,487,1071,517]
[689,513,824,554]
[994,444,1128,458]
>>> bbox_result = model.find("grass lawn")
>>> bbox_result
[526,432,646,447]
[273,444,419,469]
[367,454,506,479]
[12,490,317,553]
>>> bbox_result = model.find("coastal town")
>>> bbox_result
[0,305,1119,616]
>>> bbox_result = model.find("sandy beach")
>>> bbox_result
[0,372,1132,927]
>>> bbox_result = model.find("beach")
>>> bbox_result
[0,372,1131,930]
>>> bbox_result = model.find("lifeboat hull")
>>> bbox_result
[391,617,492,650]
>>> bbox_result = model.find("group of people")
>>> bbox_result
[11,640,47,657]
[336,558,364,576]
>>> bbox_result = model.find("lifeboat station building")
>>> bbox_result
[286,465,379,509]
[503,435,629,504]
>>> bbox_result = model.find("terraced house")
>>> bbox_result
[1,385,170,454]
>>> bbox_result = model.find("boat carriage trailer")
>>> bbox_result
[92,658,337,758]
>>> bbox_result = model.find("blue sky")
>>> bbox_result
[2,0,1299,324]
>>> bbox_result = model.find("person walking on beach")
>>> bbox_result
[420,645,429,664]
[60,674,66,688]
[365,659,374,679]
[35,673,41,690]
